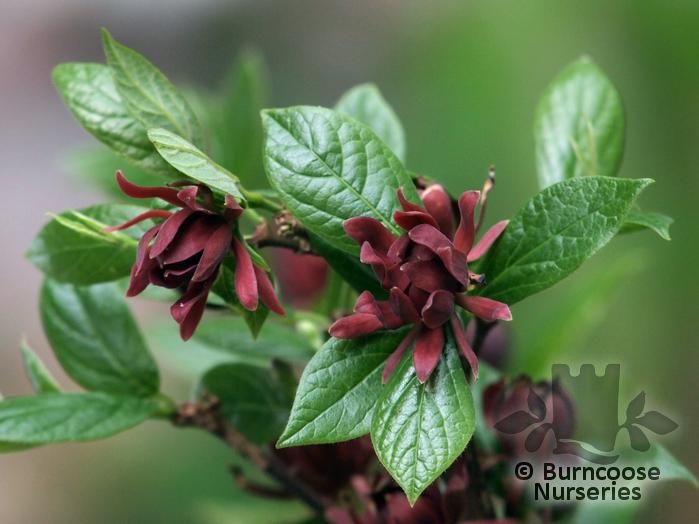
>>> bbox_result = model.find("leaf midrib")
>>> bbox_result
[107,41,192,141]
[267,110,402,236]
[281,350,388,443]
[485,181,636,293]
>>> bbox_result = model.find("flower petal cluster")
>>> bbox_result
[107,171,284,339]
[329,183,511,382]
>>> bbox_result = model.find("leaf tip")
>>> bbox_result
[275,435,292,449]
[100,27,113,46]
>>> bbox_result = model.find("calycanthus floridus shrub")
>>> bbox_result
[4,29,694,522]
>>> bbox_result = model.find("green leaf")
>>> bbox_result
[371,327,475,504]
[262,106,419,254]
[199,363,293,444]
[27,204,152,285]
[69,147,164,201]
[0,393,162,444]
[101,29,202,146]
[52,62,172,174]
[40,280,159,397]
[215,50,269,184]
[148,128,245,202]
[477,177,652,305]
[620,209,673,240]
[336,83,406,162]
[0,441,35,453]
[20,341,61,394]
[568,444,697,524]
[277,327,410,447]
[535,57,625,188]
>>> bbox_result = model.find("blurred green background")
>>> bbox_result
[0,0,696,522]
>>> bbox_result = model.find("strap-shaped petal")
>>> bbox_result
[382,325,420,383]
[328,312,384,339]
[170,277,215,340]
[401,259,460,292]
[467,220,509,262]
[149,208,195,258]
[103,209,172,232]
[254,266,285,315]
[413,326,445,383]
[159,215,217,264]
[457,294,512,322]
[344,216,396,253]
[389,287,421,323]
[191,223,232,282]
[407,224,469,286]
[115,170,182,207]
[450,315,478,379]
[232,237,259,311]
[421,290,455,329]
[421,184,454,237]
[454,190,480,255]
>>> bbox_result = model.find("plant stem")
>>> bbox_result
[172,397,326,515]
[242,189,283,213]
[462,318,496,519]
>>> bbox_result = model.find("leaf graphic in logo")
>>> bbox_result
[625,391,646,420]
[636,411,678,435]
[628,424,651,452]
[495,410,540,434]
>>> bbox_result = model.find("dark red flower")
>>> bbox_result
[106,171,284,340]
[329,183,511,383]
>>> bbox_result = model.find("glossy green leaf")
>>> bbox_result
[199,363,293,444]
[535,57,625,188]
[40,280,159,396]
[102,29,202,146]
[277,327,410,447]
[477,177,652,305]
[0,393,163,444]
[20,341,61,394]
[336,83,406,162]
[620,209,673,240]
[148,128,245,202]
[262,106,419,254]
[215,50,269,184]
[27,204,152,285]
[52,62,172,174]
[371,327,475,504]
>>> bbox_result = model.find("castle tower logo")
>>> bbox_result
[494,364,678,464]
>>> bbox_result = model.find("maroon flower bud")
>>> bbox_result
[106,171,284,340]
[268,249,329,308]
[275,437,375,500]
[465,321,511,369]
[329,182,511,383]
[484,376,576,459]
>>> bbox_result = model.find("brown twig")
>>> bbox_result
[172,396,326,515]
[247,211,316,254]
